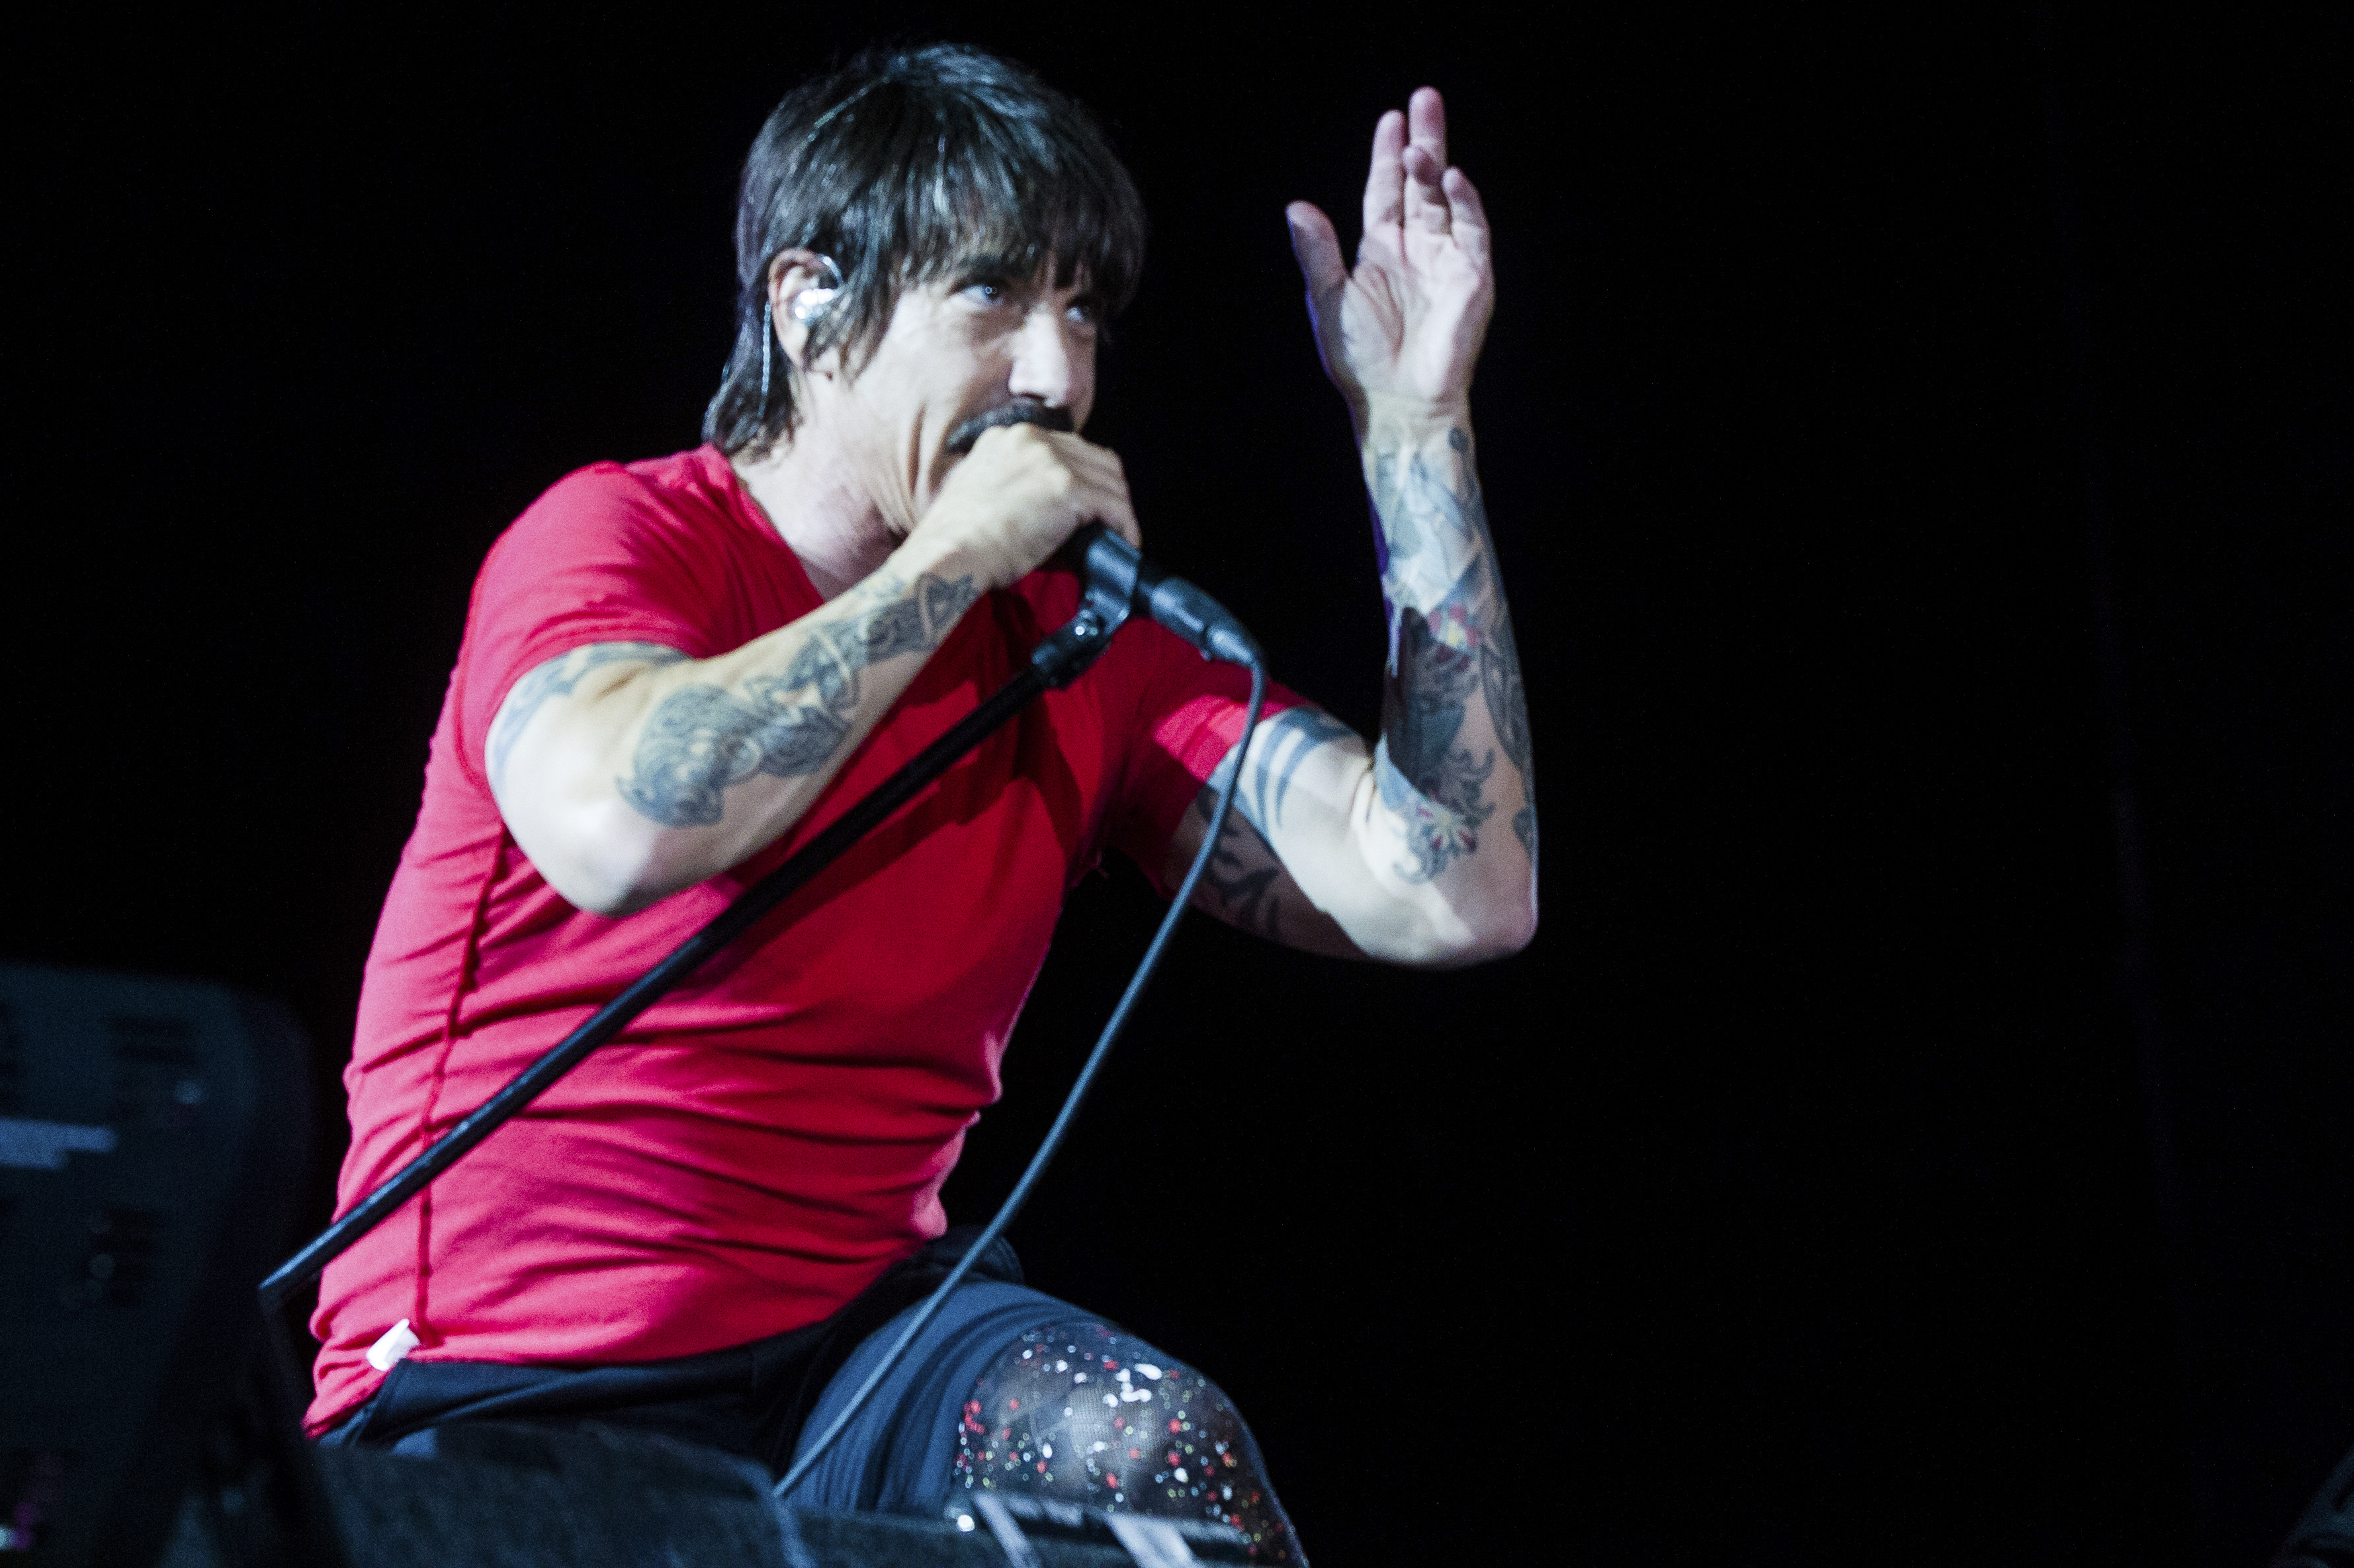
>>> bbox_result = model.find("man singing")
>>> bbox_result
[309,44,1534,1561]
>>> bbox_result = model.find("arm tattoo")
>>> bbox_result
[490,642,685,790]
[1370,425,1485,620]
[1481,595,1538,861]
[1193,705,1358,944]
[1221,706,1358,838]
[1199,806,1287,941]
[1375,579,1497,882]
[1364,423,1536,881]
[615,570,979,828]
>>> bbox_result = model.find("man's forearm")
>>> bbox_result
[1362,407,1536,889]
[492,540,981,914]
[1156,407,1534,965]
[612,560,979,830]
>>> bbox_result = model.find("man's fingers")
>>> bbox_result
[1361,109,1406,238]
[1407,85,1448,167]
[1286,202,1348,304]
[1048,433,1141,550]
[1442,166,1492,265]
[1401,144,1451,234]
[1401,88,1450,233]
[1074,473,1141,551]
[1096,499,1141,552]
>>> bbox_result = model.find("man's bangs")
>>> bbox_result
[896,126,1143,314]
[708,45,1147,455]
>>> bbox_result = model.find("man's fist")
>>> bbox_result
[916,423,1142,593]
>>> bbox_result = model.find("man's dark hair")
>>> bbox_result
[705,44,1148,457]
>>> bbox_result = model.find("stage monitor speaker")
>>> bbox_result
[0,963,312,1567]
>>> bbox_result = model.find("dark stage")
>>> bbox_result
[5,6,2348,1563]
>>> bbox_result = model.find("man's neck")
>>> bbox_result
[727,433,903,602]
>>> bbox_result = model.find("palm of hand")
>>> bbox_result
[1289,87,1494,416]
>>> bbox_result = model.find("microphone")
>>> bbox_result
[1063,523,1260,667]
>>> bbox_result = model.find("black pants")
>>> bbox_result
[320,1227,1026,1483]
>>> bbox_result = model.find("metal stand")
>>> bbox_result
[259,597,1130,1315]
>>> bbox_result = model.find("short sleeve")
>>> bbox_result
[452,463,733,779]
[1102,620,1307,897]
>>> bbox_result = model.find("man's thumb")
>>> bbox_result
[1285,202,1347,302]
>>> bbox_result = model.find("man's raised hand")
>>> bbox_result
[1285,87,1495,427]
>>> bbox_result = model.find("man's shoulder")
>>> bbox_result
[464,446,781,609]
[448,447,778,745]
[505,445,745,551]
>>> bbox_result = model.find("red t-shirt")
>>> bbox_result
[308,445,1287,1430]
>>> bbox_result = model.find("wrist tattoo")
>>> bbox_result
[1370,425,1485,623]
[615,570,979,828]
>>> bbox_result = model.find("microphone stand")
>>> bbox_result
[259,586,1134,1315]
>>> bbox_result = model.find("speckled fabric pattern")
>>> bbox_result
[950,1321,1305,1564]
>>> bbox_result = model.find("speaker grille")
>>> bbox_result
[64,1205,167,1312]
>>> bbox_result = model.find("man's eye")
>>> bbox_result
[959,281,1010,306]
[1065,300,1101,327]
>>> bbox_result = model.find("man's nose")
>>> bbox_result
[1005,306,1087,408]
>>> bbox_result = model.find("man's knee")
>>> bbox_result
[950,1321,1301,1563]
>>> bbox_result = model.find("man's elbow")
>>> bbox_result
[1381,890,1536,969]
[529,842,656,918]
[1484,900,1540,960]
[1444,900,1538,967]
[557,865,661,920]
[506,799,678,918]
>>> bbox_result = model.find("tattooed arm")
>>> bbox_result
[490,421,1137,916]
[487,560,978,916]
[1164,86,1536,965]
[1165,417,1534,963]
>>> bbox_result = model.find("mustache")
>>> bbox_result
[943,401,1074,454]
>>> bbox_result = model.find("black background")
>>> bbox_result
[7,5,2347,1563]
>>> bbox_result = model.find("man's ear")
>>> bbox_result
[766,250,844,372]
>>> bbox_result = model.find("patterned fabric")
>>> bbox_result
[953,1320,1304,1564]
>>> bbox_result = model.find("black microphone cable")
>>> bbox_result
[773,654,1266,1503]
